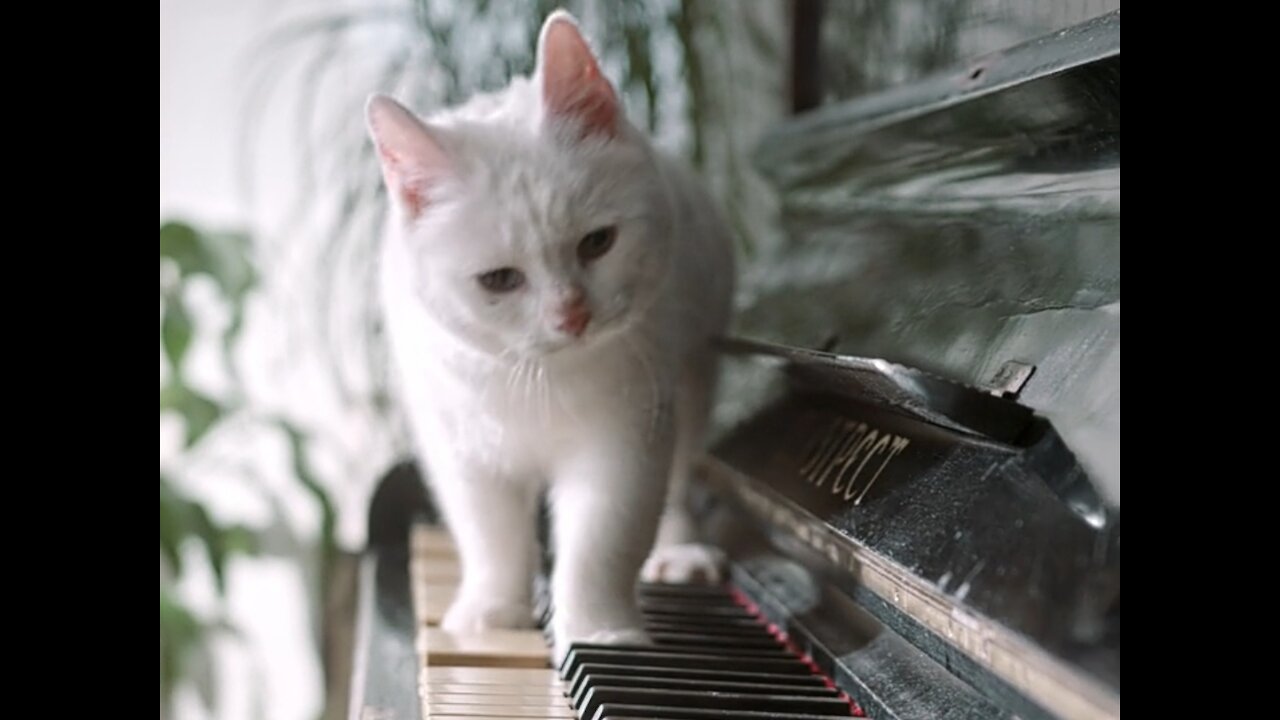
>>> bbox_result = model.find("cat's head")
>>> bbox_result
[366,10,673,360]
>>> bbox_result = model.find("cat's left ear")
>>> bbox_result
[365,94,452,220]
[536,10,619,139]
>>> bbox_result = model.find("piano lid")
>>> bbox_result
[719,9,1120,509]
[716,335,1035,444]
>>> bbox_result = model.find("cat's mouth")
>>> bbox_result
[530,312,628,357]
[533,331,599,356]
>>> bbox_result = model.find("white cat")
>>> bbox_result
[367,10,734,660]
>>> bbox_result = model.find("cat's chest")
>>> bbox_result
[415,351,668,462]
[462,356,661,423]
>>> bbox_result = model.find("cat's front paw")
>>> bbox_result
[583,626,650,646]
[641,543,726,584]
[442,597,536,633]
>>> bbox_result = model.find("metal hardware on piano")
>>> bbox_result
[349,8,1119,719]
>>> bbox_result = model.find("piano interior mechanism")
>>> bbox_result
[350,7,1119,720]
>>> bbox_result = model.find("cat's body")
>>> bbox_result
[370,11,733,659]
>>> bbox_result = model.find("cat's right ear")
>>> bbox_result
[365,95,451,219]
[536,11,619,140]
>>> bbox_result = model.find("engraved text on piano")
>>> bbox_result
[797,417,911,505]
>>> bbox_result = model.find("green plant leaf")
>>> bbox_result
[159,222,205,279]
[161,295,194,376]
[223,525,258,556]
[190,503,230,593]
[160,474,259,590]
[190,503,259,594]
[161,222,257,384]
[159,475,191,575]
[159,588,204,705]
[160,383,223,447]
[205,229,257,303]
[275,420,337,557]
[160,222,257,301]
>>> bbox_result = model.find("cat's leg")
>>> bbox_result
[549,434,670,662]
[641,356,726,584]
[433,464,540,632]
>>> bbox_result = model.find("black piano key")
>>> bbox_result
[642,641,794,658]
[548,624,779,648]
[594,706,852,720]
[640,602,755,617]
[640,612,762,628]
[563,644,799,671]
[567,663,828,700]
[556,639,795,662]
[544,585,746,629]
[640,586,742,602]
[562,649,814,689]
[643,615,767,628]
[564,642,791,657]
[641,612,758,625]
[569,673,839,707]
[645,614,773,625]
[543,581,858,719]
[644,623,777,640]
[649,632,786,651]
[578,687,853,719]
[637,583,734,597]
[638,589,736,600]
[640,613,760,627]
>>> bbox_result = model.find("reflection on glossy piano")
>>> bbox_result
[349,7,1119,720]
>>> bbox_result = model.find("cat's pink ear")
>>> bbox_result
[536,11,619,139]
[365,95,451,219]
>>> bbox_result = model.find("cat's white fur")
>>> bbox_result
[368,10,733,660]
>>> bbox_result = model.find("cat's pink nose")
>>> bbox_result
[556,304,592,338]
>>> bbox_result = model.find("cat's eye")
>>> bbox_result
[476,267,525,293]
[577,226,617,263]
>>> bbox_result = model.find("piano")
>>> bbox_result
[348,8,1119,720]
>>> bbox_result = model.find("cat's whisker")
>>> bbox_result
[522,358,537,415]
[509,357,532,411]
[479,349,516,405]
[514,358,529,411]
[528,361,539,416]
[536,363,551,422]
[520,360,532,417]
[503,358,517,395]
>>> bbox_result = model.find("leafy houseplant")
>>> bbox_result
[159,221,341,719]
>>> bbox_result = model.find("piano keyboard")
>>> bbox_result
[411,525,863,720]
